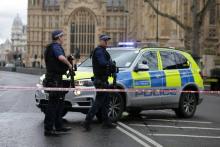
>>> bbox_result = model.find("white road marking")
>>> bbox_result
[130,124,220,131]
[118,122,163,147]
[148,134,220,139]
[144,118,212,124]
[157,110,172,114]
[117,126,152,147]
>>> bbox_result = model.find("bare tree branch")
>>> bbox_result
[197,0,214,26]
[144,0,191,31]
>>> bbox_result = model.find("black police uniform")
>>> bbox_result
[85,45,113,126]
[44,42,68,132]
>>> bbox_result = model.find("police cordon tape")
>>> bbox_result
[0,85,220,94]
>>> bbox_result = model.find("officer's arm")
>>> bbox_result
[58,55,72,68]
[95,49,110,67]
[53,46,72,68]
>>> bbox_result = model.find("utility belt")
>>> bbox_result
[91,76,109,89]
[45,72,62,80]
[43,73,62,87]
[43,72,68,98]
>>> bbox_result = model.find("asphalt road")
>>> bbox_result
[0,71,220,147]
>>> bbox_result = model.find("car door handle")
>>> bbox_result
[155,75,161,78]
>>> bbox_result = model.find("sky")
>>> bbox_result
[0,0,28,44]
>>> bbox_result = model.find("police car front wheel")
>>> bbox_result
[175,92,197,118]
[108,93,125,122]
[95,93,124,122]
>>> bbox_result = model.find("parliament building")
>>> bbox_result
[27,0,220,67]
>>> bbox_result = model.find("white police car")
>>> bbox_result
[35,47,204,122]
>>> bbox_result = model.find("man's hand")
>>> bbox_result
[58,55,73,69]
[68,64,73,70]
[67,55,74,63]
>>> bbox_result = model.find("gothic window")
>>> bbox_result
[105,15,126,44]
[106,0,125,11]
[209,0,216,25]
[120,16,124,28]
[54,16,59,29]
[44,0,59,6]
[70,8,96,56]
[106,16,110,28]
[217,3,220,18]
[106,0,124,7]
[43,0,59,10]
[31,0,35,6]
[106,0,113,7]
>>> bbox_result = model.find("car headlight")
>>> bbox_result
[39,79,43,85]
[74,90,81,96]
[75,79,93,87]
[39,75,45,85]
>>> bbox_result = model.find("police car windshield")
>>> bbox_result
[80,49,139,68]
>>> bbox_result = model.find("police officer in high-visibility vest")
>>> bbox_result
[82,34,117,131]
[43,30,72,136]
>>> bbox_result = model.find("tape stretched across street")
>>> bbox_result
[0,85,220,94]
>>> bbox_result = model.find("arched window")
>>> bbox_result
[44,0,59,7]
[70,8,96,56]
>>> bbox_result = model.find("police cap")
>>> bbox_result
[52,30,64,40]
[99,34,111,41]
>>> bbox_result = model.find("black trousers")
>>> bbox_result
[85,78,111,124]
[44,97,64,131]
[44,75,66,131]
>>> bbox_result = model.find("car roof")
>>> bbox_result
[107,47,138,51]
[107,47,185,53]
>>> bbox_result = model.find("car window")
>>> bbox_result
[160,51,177,70]
[138,51,158,71]
[174,52,190,69]
[160,51,190,70]
[80,49,139,68]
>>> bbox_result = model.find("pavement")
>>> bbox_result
[0,71,220,147]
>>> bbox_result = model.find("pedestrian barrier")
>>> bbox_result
[0,85,220,94]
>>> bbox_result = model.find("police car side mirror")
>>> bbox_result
[134,64,149,72]
[142,60,148,65]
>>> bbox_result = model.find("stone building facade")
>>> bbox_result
[27,0,220,67]
[0,39,12,66]
[11,14,27,65]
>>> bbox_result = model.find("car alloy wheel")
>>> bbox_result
[175,92,197,118]
[108,93,124,122]
[183,93,196,114]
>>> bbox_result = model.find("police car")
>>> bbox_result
[35,47,204,122]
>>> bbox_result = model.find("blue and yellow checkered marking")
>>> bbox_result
[179,69,195,86]
[149,71,166,87]
[117,72,133,88]
[134,80,151,87]
[116,69,195,89]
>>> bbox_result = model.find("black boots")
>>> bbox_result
[44,130,61,137]
[44,127,72,136]
[82,121,117,132]
[82,121,91,132]
[56,127,72,132]
[102,122,117,129]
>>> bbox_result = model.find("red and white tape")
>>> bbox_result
[0,85,220,94]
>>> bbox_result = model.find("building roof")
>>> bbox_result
[12,14,23,27]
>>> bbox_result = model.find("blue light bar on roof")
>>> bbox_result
[118,42,135,47]
[118,42,135,46]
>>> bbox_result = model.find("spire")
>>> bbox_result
[12,14,23,27]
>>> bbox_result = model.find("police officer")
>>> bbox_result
[44,30,72,136]
[82,34,117,131]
